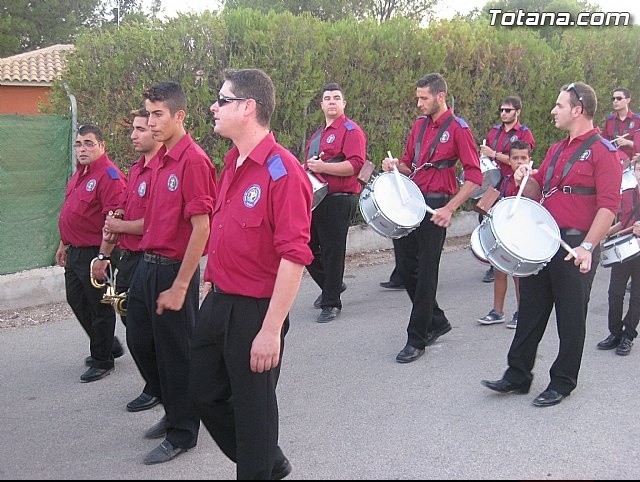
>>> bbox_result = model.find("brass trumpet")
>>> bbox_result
[90,257,127,316]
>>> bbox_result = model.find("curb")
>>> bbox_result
[0,211,477,311]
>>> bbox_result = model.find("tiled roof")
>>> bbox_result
[0,44,75,83]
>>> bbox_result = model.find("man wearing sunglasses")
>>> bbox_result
[603,88,639,162]
[478,95,536,284]
[191,68,312,479]
[482,82,622,407]
[55,124,127,383]
[304,82,367,323]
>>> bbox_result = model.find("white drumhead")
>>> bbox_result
[371,172,427,228]
[489,197,560,262]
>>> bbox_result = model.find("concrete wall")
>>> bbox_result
[0,211,477,311]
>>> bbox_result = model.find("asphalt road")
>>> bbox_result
[1,247,638,479]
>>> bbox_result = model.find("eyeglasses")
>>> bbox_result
[217,93,263,107]
[612,96,626,102]
[73,141,99,149]
[498,108,515,113]
[564,83,584,112]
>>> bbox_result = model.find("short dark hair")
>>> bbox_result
[223,68,275,127]
[502,95,522,111]
[416,73,447,94]
[143,81,186,115]
[130,108,150,120]
[77,124,104,142]
[509,139,531,156]
[613,87,631,99]
[563,82,597,119]
[322,82,343,97]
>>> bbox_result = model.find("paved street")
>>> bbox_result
[1,246,638,479]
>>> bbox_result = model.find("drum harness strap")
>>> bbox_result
[490,126,513,159]
[308,127,348,164]
[410,116,456,179]
[541,133,600,204]
[621,190,640,229]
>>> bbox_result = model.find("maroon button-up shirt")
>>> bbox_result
[485,121,536,177]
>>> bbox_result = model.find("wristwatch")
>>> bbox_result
[580,242,594,252]
[97,252,110,261]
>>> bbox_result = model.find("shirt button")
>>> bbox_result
[218,225,222,229]
[242,222,246,227]
[226,199,230,204]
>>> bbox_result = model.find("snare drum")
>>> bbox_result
[306,171,328,210]
[620,167,637,192]
[469,226,490,265]
[460,155,502,200]
[476,196,560,277]
[600,233,640,267]
[359,171,427,239]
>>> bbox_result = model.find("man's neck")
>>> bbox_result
[568,118,594,142]
[503,119,517,131]
[163,129,187,153]
[325,115,339,128]
[143,148,161,167]
[430,105,448,122]
[617,107,630,121]
[233,127,270,167]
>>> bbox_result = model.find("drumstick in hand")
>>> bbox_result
[537,222,578,259]
[388,151,410,204]
[508,161,533,217]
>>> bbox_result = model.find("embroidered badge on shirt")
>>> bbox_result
[510,135,519,143]
[326,134,336,144]
[630,122,635,129]
[167,174,178,192]
[579,149,591,161]
[440,131,450,143]
[138,181,147,197]
[244,184,261,208]
[86,179,97,192]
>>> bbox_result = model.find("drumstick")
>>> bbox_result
[537,222,578,259]
[508,161,533,217]
[388,151,410,204]
[610,225,635,238]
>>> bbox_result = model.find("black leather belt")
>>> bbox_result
[424,193,450,200]
[327,192,355,197]
[561,228,586,236]
[143,252,181,265]
[121,249,143,257]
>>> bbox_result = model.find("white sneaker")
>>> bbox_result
[478,309,505,325]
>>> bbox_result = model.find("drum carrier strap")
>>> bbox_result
[541,133,600,203]
[490,126,513,158]
[307,127,349,164]
[622,189,640,229]
[411,116,456,174]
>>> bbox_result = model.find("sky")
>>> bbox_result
[157,0,640,22]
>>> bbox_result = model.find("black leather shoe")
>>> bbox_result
[272,456,292,480]
[144,415,169,439]
[112,336,125,359]
[127,392,161,412]
[379,281,405,290]
[317,307,341,323]
[395,344,425,363]
[425,323,452,346]
[597,333,622,350]
[80,366,114,383]
[532,388,566,407]
[481,378,530,394]
[616,337,633,356]
[143,439,186,465]
[314,283,347,309]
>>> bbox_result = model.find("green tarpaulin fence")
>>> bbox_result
[0,115,71,275]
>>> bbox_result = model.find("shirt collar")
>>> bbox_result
[223,132,277,167]
[157,133,193,165]
[325,114,347,131]
[430,108,453,127]
[566,126,600,146]
[83,152,110,175]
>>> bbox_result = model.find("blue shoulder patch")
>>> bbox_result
[493,124,501,130]
[344,120,355,131]
[106,167,121,180]
[519,125,529,131]
[633,113,640,119]
[600,138,618,152]
[267,154,287,181]
[454,117,469,128]
[606,114,615,120]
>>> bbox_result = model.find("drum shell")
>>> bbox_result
[469,226,490,265]
[620,167,638,192]
[358,172,427,239]
[460,156,502,200]
[477,197,560,277]
[600,234,640,267]
[307,171,328,210]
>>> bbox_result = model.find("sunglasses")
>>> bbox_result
[564,83,584,112]
[612,96,626,102]
[217,93,263,107]
[498,108,515,113]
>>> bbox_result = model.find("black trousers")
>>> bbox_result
[64,246,118,370]
[504,235,598,395]
[114,250,142,327]
[389,239,404,285]
[307,194,357,309]
[607,255,640,339]
[190,292,288,480]
[394,196,450,349]
[126,259,200,449]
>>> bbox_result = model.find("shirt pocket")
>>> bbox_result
[71,189,97,215]
[573,161,595,179]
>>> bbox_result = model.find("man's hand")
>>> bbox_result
[250,327,281,373]
[156,284,188,315]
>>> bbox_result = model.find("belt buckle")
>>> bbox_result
[562,186,572,194]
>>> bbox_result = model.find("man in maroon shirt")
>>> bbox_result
[125,82,217,465]
[381,72,482,364]
[190,68,313,480]
[482,82,622,407]
[478,95,536,283]
[55,124,127,383]
[603,87,639,162]
[305,82,367,322]
[103,108,162,413]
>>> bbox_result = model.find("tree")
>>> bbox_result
[366,0,441,22]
